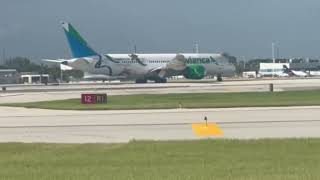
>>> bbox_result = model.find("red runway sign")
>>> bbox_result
[81,94,107,104]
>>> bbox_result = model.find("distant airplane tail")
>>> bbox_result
[61,21,98,58]
[283,65,292,74]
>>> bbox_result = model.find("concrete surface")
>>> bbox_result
[0,106,320,143]
[1,79,320,103]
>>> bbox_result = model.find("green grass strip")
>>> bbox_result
[0,139,319,180]
[2,90,320,110]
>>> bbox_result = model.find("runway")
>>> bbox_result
[1,106,320,143]
[1,78,320,103]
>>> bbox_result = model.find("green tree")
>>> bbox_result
[245,59,273,72]
[1,57,84,82]
[4,57,41,72]
[65,70,84,80]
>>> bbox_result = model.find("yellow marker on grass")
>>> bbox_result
[192,116,224,137]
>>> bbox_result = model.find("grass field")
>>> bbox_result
[3,90,320,110]
[0,139,319,180]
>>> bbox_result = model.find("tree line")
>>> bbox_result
[0,57,83,82]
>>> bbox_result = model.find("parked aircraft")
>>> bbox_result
[283,65,308,77]
[44,22,236,83]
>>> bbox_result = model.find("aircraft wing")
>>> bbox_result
[150,54,187,78]
[42,59,67,63]
[43,59,73,70]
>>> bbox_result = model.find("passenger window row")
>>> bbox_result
[119,60,169,64]
[149,60,169,63]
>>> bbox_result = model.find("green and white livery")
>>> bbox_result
[44,22,236,83]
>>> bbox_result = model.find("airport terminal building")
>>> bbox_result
[0,69,19,84]
[259,63,289,77]
[0,70,50,84]
[259,58,320,77]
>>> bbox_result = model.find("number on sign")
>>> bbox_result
[85,95,92,103]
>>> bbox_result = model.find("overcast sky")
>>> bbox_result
[1,0,320,61]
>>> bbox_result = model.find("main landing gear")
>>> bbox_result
[155,78,167,83]
[135,78,167,84]
[135,78,147,83]
[217,74,223,82]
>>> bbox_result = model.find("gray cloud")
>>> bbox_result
[1,0,320,60]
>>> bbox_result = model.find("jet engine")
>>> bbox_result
[183,65,206,79]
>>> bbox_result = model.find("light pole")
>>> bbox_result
[60,65,63,84]
[272,42,275,78]
[194,43,199,54]
[272,42,275,63]
[2,48,5,65]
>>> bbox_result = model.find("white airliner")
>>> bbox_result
[283,65,308,77]
[44,22,236,83]
[309,71,320,76]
